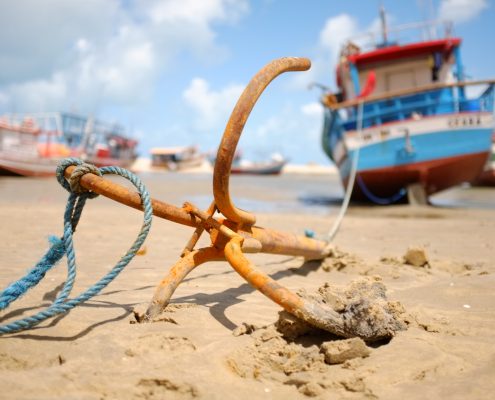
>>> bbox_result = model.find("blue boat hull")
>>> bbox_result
[321,83,495,202]
[340,127,492,178]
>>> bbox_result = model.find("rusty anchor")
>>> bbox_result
[63,57,404,341]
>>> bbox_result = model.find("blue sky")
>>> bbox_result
[0,0,493,164]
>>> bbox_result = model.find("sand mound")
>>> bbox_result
[228,277,407,396]
[228,322,374,397]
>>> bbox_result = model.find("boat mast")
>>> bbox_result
[380,4,388,46]
[81,115,94,156]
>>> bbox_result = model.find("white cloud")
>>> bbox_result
[75,38,91,53]
[438,0,488,23]
[301,102,324,118]
[148,0,248,25]
[239,104,325,163]
[319,14,359,59]
[183,78,245,130]
[255,114,284,139]
[7,73,68,112]
[0,0,249,112]
[0,92,9,107]
[0,0,119,84]
[291,14,360,91]
[144,0,249,60]
[291,12,399,93]
[180,78,325,162]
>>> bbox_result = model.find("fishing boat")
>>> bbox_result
[0,112,138,176]
[150,145,205,171]
[208,150,287,175]
[319,11,495,204]
[230,153,287,175]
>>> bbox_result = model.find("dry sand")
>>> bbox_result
[0,174,494,399]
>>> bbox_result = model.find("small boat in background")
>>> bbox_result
[150,145,205,171]
[318,9,494,204]
[0,116,68,176]
[208,150,287,175]
[230,153,287,175]
[0,112,138,176]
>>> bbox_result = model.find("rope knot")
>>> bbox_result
[69,163,102,198]
[56,158,101,198]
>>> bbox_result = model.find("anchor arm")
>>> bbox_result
[213,57,311,226]
[143,246,225,321]
[224,236,350,338]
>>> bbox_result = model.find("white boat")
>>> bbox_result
[0,112,138,176]
[150,146,205,171]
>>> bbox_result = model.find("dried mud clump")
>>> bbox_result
[275,311,317,340]
[320,338,371,364]
[335,277,406,340]
[403,246,429,267]
[228,277,405,397]
[321,247,363,271]
[295,276,407,341]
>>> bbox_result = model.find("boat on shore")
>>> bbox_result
[209,150,287,175]
[150,146,205,171]
[230,153,287,175]
[319,12,494,204]
[0,112,138,176]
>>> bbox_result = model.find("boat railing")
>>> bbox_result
[324,80,495,131]
[347,19,454,51]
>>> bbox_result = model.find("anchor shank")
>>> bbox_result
[250,226,329,260]
[64,165,199,227]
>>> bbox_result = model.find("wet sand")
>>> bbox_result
[1,172,494,399]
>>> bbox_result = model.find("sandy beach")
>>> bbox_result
[1,171,494,399]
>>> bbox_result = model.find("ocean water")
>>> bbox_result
[1,171,494,213]
[136,171,495,215]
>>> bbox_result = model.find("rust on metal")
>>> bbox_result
[181,201,217,257]
[213,57,311,227]
[64,164,199,228]
[144,246,225,320]
[224,236,305,313]
[59,57,397,341]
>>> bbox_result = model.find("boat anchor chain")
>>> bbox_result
[7,58,404,341]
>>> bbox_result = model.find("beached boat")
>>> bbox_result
[209,150,287,175]
[0,112,138,176]
[150,146,205,171]
[319,12,495,203]
[230,153,287,175]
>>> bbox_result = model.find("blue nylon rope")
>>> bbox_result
[356,175,407,205]
[0,158,153,334]
[0,236,66,310]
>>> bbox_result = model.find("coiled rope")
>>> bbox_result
[0,158,152,334]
